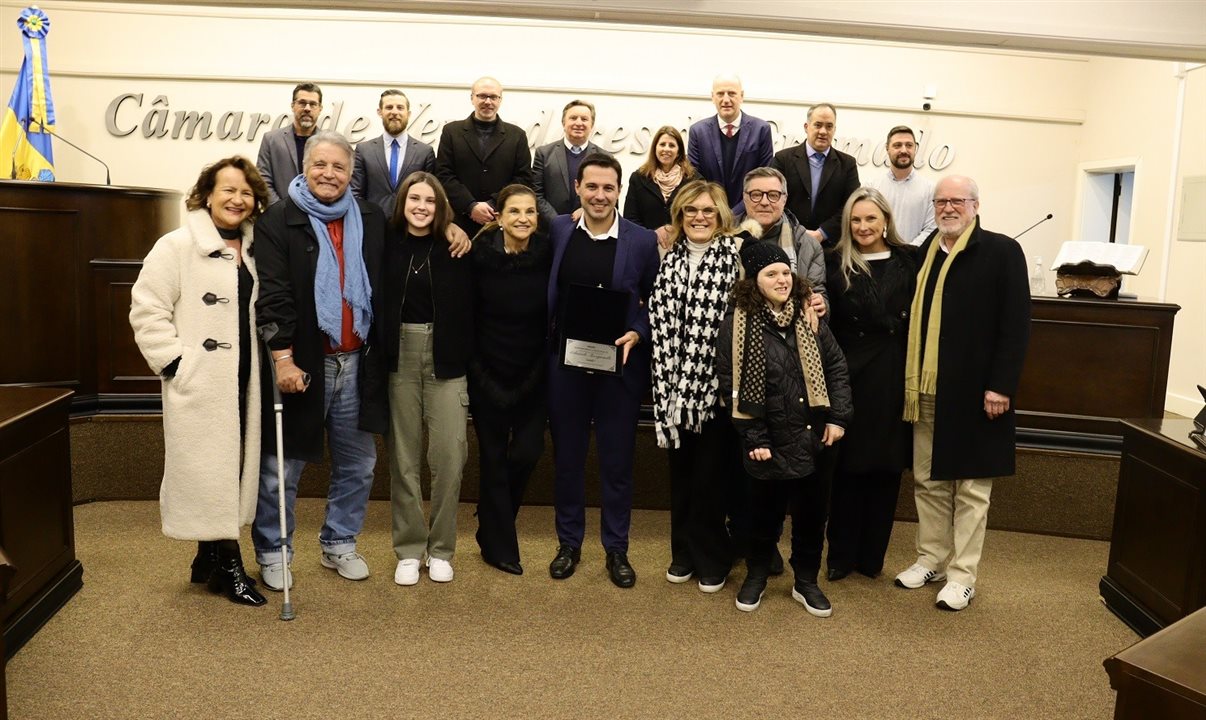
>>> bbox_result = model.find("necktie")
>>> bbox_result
[388,139,400,190]
[724,124,735,138]
[570,145,583,155]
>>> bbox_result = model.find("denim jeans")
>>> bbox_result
[253,351,377,566]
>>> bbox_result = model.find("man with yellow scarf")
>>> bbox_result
[893,175,1031,611]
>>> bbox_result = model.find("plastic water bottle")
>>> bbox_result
[1029,257,1046,295]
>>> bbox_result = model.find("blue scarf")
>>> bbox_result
[287,175,372,345]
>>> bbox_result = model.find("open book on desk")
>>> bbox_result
[1050,242,1148,275]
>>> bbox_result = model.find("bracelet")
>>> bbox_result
[273,354,292,363]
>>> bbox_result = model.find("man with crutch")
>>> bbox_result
[252,130,391,592]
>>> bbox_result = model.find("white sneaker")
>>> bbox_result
[427,557,454,583]
[894,562,946,589]
[394,559,420,586]
[320,551,370,581]
[259,562,293,591]
[936,581,975,611]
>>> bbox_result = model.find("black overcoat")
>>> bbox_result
[825,244,918,474]
[254,196,390,463]
[917,219,1030,480]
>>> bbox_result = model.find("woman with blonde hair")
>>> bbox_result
[648,180,743,592]
[823,187,918,581]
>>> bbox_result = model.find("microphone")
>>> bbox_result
[1015,213,1053,240]
[29,119,112,185]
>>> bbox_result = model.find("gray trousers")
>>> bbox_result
[388,324,469,561]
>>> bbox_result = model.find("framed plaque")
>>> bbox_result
[558,284,629,377]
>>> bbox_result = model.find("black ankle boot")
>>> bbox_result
[207,542,267,607]
[190,541,219,583]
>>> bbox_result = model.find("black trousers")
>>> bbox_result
[666,414,737,578]
[471,390,546,565]
[748,469,831,581]
[825,468,902,576]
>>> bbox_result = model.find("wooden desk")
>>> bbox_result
[1101,419,1206,636]
[0,388,82,658]
[1104,607,1206,720]
[1017,297,1178,452]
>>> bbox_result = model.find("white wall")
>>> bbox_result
[1,0,1201,415]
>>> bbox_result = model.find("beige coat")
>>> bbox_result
[129,209,261,540]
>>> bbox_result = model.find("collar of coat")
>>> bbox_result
[186,208,252,258]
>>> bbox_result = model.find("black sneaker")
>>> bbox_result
[792,579,833,618]
[735,575,768,612]
[665,564,694,583]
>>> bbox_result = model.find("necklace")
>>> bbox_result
[408,246,432,275]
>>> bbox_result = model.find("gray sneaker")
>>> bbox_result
[259,562,293,592]
[321,551,370,581]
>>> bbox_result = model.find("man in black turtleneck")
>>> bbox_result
[435,76,535,236]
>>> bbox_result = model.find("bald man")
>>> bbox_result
[687,74,773,215]
[435,76,535,236]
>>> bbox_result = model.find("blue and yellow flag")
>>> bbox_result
[0,7,55,181]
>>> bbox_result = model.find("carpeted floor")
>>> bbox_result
[9,500,1137,720]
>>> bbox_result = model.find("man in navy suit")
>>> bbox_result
[687,74,774,215]
[532,99,608,227]
[771,103,861,248]
[546,154,659,588]
[351,89,436,214]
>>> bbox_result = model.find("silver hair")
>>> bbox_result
[742,166,787,192]
[302,130,353,170]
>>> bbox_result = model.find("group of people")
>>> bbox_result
[129,74,1030,616]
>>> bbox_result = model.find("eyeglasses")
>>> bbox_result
[932,198,975,209]
[745,190,784,203]
[474,93,501,102]
[683,206,718,218]
[293,100,320,109]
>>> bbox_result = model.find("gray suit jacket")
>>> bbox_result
[256,126,306,205]
[352,134,437,214]
[532,140,606,227]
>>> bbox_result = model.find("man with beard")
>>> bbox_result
[867,126,937,245]
[532,99,608,227]
[771,103,860,248]
[257,82,323,204]
[352,89,435,213]
[894,175,1030,611]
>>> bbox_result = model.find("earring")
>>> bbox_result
[882,229,887,238]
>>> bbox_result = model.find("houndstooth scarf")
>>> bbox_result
[731,295,830,420]
[650,235,741,448]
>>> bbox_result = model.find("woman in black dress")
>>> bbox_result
[468,184,552,575]
[623,125,696,251]
[823,187,918,581]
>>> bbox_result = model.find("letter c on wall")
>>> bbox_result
[105,93,142,137]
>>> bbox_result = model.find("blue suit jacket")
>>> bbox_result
[547,213,659,393]
[687,113,774,215]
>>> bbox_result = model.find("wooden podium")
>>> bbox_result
[0,180,179,408]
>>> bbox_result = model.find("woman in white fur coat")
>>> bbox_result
[130,156,270,607]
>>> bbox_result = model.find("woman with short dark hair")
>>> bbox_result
[130,156,271,607]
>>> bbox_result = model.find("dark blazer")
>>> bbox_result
[825,245,918,474]
[434,114,534,237]
[918,219,1030,480]
[254,196,390,463]
[351,134,436,213]
[687,114,774,214]
[383,226,473,380]
[532,140,606,227]
[256,126,306,205]
[771,144,860,246]
[547,214,660,395]
[622,170,691,232]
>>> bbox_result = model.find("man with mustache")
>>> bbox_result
[771,103,860,249]
[351,89,435,213]
[257,82,323,205]
[894,175,1030,611]
[867,125,937,245]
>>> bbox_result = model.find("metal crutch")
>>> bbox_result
[261,323,296,621]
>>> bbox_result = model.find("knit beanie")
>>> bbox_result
[740,240,791,279]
